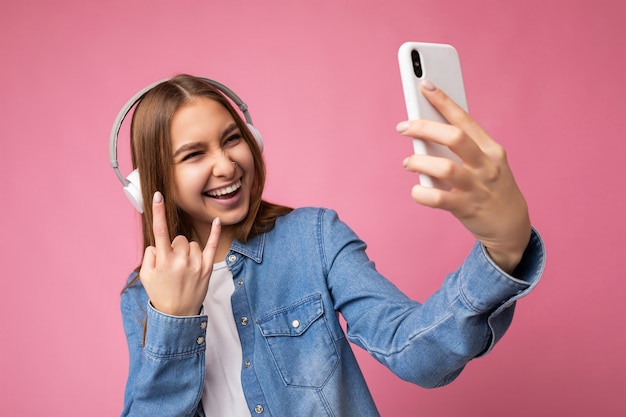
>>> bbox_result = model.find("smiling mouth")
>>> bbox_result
[204,180,242,199]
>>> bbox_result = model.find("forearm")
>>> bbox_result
[326,204,544,387]
[387,229,543,385]
[121,295,207,416]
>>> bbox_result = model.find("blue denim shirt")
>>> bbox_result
[121,207,545,417]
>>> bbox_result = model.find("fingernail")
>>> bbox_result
[214,217,221,226]
[396,121,410,132]
[402,157,409,168]
[421,79,436,91]
[153,191,163,204]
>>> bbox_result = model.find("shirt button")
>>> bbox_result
[241,317,249,326]
[254,405,264,414]
[238,280,244,286]
[244,360,251,368]
[228,254,237,262]
[200,321,207,330]
[292,319,300,328]
[196,336,205,345]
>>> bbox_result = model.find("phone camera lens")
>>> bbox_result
[411,49,423,78]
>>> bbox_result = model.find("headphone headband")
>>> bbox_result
[109,76,256,186]
[109,76,262,213]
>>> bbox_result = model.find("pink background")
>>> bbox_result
[1,0,625,415]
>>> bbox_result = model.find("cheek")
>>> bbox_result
[244,157,256,177]
[171,167,195,199]
[239,147,256,176]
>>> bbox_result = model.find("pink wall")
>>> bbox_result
[1,0,624,415]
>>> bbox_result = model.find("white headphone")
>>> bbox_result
[109,77,263,213]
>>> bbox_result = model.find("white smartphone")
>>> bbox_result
[398,42,469,190]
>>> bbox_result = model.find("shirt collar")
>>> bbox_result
[229,232,265,264]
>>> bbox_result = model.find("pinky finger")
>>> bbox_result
[202,217,222,268]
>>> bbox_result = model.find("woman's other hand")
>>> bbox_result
[397,80,532,273]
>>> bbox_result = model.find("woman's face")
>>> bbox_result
[169,97,255,234]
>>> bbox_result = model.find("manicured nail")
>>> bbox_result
[213,217,221,226]
[421,79,436,91]
[153,191,163,204]
[402,157,409,168]
[396,121,410,132]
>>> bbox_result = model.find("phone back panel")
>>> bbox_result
[398,42,468,189]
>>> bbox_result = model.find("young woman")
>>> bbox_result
[119,74,544,416]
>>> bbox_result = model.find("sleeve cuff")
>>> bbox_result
[458,228,546,313]
[144,302,209,358]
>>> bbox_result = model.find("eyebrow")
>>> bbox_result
[172,123,240,159]
[172,142,204,159]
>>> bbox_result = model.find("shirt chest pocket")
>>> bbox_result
[257,293,339,388]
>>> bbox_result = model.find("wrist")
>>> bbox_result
[149,300,203,317]
[484,230,532,274]
[485,247,523,274]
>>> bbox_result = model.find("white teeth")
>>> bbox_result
[207,180,242,197]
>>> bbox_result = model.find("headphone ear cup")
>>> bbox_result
[123,169,144,213]
[246,123,264,153]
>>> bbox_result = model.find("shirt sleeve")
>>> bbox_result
[320,209,545,388]
[120,275,207,417]
[461,230,545,355]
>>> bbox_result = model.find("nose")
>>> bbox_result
[211,152,237,178]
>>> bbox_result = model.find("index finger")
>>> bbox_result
[151,191,172,257]
[420,80,494,149]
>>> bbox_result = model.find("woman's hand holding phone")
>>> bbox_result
[139,191,222,316]
[397,81,532,274]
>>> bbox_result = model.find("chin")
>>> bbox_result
[217,208,250,227]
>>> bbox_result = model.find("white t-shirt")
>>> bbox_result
[201,261,251,417]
